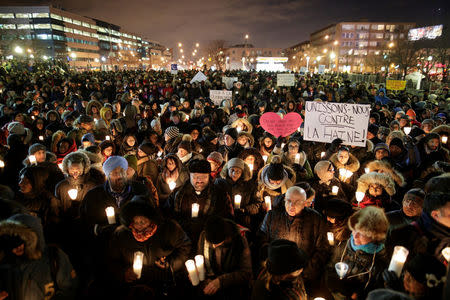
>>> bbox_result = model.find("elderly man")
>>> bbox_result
[259,186,330,298]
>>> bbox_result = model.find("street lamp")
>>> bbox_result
[178,43,182,47]
[14,46,23,54]
[330,52,336,59]
[333,40,338,46]
[70,52,76,58]
[325,35,329,40]
[388,42,394,48]
[196,43,199,47]
[245,34,249,39]
[323,48,328,54]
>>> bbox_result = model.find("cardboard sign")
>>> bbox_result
[222,76,238,89]
[260,112,303,137]
[277,74,295,86]
[318,65,326,74]
[209,90,233,105]
[303,101,370,147]
[170,64,178,75]
[386,79,406,91]
[190,71,207,84]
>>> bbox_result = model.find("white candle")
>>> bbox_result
[264,196,272,211]
[105,206,116,224]
[248,163,254,174]
[133,251,144,279]
[157,151,163,158]
[295,153,300,164]
[58,163,63,170]
[442,136,448,144]
[168,181,176,191]
[345,170,353,179]
[68,189,78,200]
[388,246,409,277]
[234,195,242,209]
[320,151,326,158]
[442,247,450,262]
[185,259,200,286]
[105,135,111,141]
[28,155,37,165]
[192,203,199,218]
[331,186,339,195]
[195,255,205,281]
[38,135,44,141]
[335,262,349,279]
[327,232,335,246]
[31,115,35,120]
[262,155,268,163]
[403,127,411,135]
[355,191,365,204]
[364,167,370,174]
[0,160,4,168]
[314,298,326,300]
[338,168,346,181]
[281,143,286,148]
[236,126,242,133]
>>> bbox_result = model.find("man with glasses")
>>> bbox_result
[387,188,425,231]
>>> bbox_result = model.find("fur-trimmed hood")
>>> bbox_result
[237,131,255,148]
[220,160,252,182]
[62,150,91,176]
[330,152,360,173]
[431,124,450,136]
[366,160,406,187]
[280,150,307,167]
[231,118,253,134]
[357,172,396,196]
[86,100,102,116]
[238,147,265,173]
[257,161,297,188]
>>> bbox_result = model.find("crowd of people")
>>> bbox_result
[0,59,449,300]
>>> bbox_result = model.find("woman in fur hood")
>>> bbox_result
[366,160,405,188]
[231,117,253,134]
[355,172,400,211]
[155,154,189,207]
[330,145,360,186]
[236,131,255,149]
[430,124,450,151]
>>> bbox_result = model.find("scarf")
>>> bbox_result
[178,152,192,164]
[350,234,384,254]
[130,222,158,242]
[107,183,132,207]
[262,167,288,190]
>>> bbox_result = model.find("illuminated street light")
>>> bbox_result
[180,49,183,53]
[94,58,99,62]
[388,42,394,48]
[325,35,329,40]
[323,48,328,54]
[27,48,32,53]
[317,56,322,62]
[245,34,249,39]
[182,55,185,58]
[70,52,77,58]
[43,55,48,60]
[14,46,23,54]
[330,52,336,59]
[178,43,182,47]
[333,40,338,46]
[292,56,296,59]
[427,56,433,61]
[101,56,106,62]
[196,43,199,47]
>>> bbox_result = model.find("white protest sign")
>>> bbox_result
[299,67,307,74]
[190,71,207,84]
[170,64,178,75]
[318,65,326,74]
[222,76,238,89]
[210,90,233,105]
[277,73,295,86]
[303,101,370,147]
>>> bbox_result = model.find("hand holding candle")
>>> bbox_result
[0,160,4,168]
[295,153,300,164]
[68,189,78,200]
[442,136,448,144]
[262,155,268,163]
[234,195,242,209]
[442,247,450,262]
[28,155,37,165]
[168,181,176,191]
[192,203,199,218]
[133,251,144,279]
[195,255,205,281]
[331,186,339,195]
[105,206,116,224]
[388,246,409,277]
[264,196,272,211]
[327,232,335,246]
[185,259,200,286]
[248,163,254,174]
[355,191,365,205]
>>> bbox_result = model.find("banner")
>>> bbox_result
[190,71,207,84]
[303,101,370,147]
[386,79,406,91]
[170,64,178,75]
[277,74,295,86]
[222,76,238,89]
[209,90,233,105]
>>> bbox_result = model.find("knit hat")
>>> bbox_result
[178,140,192,153]
[188,159,211,174]
[266,156,285,181]
[323,198,354,220]
[368,124,379,135]
[374,143,390,154]
[7,122,25,136]
[227,158,245,170]
[202,128,217,143]
[314,160,332,179]
[224,127,238,141]
[28,143,46,155]
[205,216,227,244]
[139,142,156,156]
[267,239,308,275]
[348,206,388,242]
[102,156,128,178]
[124,154,138,171]
[207,151,223,166]
[81,133,95,144]
[405,254,446,288]
[165,126,179,140]
[78,114,94,124]
[389,138,405,150]
[423,132,440,144]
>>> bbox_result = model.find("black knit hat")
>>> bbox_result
[178,140,192,153]
[188,159,211,174]
[405,254,446,288]
[267,162,285,181]
[224,127,238,141]
[28,143,46,155]
[389,138,405,151]
[423,132,440,144]
[368,124,379,135]
[323,198,354,219]
[119,196,160,227]
[205,215,227,244]
[139,142,157,156]
[267,239,308,275]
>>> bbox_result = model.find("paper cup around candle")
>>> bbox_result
[388,246,409,277]
[68,189,78,200]
[58,163,63,170]
[248,163,254,174]
[264,196,272,211]
[335,262,349,279]
[338,168,346,180]
[157,151,163,157]
[133,251,144,279]
[195,255,205,281]
[364,167,370,174]
[442,247,450,262]
[355,191,365,203]
[168,181,176,191]
[320,152,325,158]
[442,136,448,144]
[29,155,37,165]
[403,127,411,135]
[38,135,44,141]
[262,155,268,163]
[185,259,200,286]
[295,153,300,164]
[327,232,335,246]
[105,206,116,224]
[234,195,242,209]
[331,186,339,195]
[191,203,199,218]
[313,298,326,300]
[105,135,111,141]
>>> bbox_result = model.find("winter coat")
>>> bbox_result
[251,268,307,300]
[259,206,330,282]
[355,172,398,211]
[366,160,405,188]
[155,154,189,206]
[137,156,159,185]
[386,209,418,232]
[256,163,296,209]
[269,150,313,181]
[218,142,244,162]
[310,177,349,215]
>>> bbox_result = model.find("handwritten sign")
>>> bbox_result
[303,101,370,147]
[170,64,178,75]
[210,90,233,105]
[190,71,207,84]
[318,65,326,74]
[222,76,238,89]
[386,79,406,91]
[277,74,295,86]
[260,112,303,137]
[299,67,307,74]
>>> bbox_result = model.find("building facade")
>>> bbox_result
[222,44,285,70]
[0,5,171,70]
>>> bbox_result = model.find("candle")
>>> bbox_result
[195,255,205,281]
[295,153,300,164]
[192,203,199,218]
[442,247,450,262]
[58,163,63,170]
[157,151,163,158]
[262,155,268,163]
[168,181,176,191]
[320,151,326,158]
[28,155,37,165]
[331,186,339,195]
[185,259,200,286]
[105,206,116,224]
[133,251,144,279]
[234,195,242,209]
[355,191,365,205]
[403,127,411,135]
[327,232,335,246]
[68,189,78,200]
[313,298,326,300]
[338,168,346,181]
[264,196,272,211]
[364,167,370,174]
[0,160,4,168]
[38,135,44,141]
[94,118,98,122]
[236,126,242,133]
[248,163,254,174]
[442,136,448,144]
[388,246,409,277]
[281,143,286,148]
[335,262,349,279]
[31,115,35,120]
[105,135,111,141]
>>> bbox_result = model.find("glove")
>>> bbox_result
[382,269,401,290]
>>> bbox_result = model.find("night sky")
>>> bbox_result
[10,0,449,50]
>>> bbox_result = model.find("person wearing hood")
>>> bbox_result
[119,134,138,156]
[120,104,138,132]
[55,138,77,165]
[259,133,275,158]
[272,138,314,181]
[354,172,399,211]
[322,197,354,246]
[124,154,159,207]
[207,151,224,180]
[388,137,421,178]
[238,147,265,184]
[330,145,360,187]
[67,115,94,146]
[80,133,96,149]
[0,134,29,193]
[104,198,191,298]
[99,106,113,128]
[86,100,102,120]
[196,215,252,299]
[199,127,218,157]
[0,214,77,299]
[386,188,425,232]
[416,132,449,173]
[236,131,255,149]
[177,140,203,170]
[99,140,116,163]
[156,154,188,207]
[218,127,244,162]
[136,142,159,185]
[163,126,182,155]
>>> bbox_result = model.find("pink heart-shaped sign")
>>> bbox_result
[260,112,303,137]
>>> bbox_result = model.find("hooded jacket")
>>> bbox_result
[155,154,189,206]
[356,172,398,211]
[366,160,405,188]
[256,163,296,207]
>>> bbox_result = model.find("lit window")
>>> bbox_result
[0,13,15,18]
[0,24,16,29]
[82,22,90,28]
[72,19,81,25]
[342,24,355,30]
[73,29,82,35]
[51,14,62,20]
[17,24,32,29]
[64,27,73,33]
[16,13,32,18]
[63,17,72,23]
[32,13,49,18]
[37,34,50,39]
[82,31,90,37]
[33,24,51,29]
[51,24,64,31]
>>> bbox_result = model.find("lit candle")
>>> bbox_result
[94,118,98,122]
[327,232,335,246]
[248,163,254,174]
[185,259,200,286]
[264,196,272,211]
[355,191,365,205]
[442,247,450,262]
[364,167,370,174]
[195,255,205,281]
[68,189,78,200]
[345,170,353,180]
[157,151,163,158]
[58,163,63,170]
[234,195,242,209]
[31,116,35,120]
[0,160,4,168]
[335,262,349,279]
[192,203,199,218]
[295,153,300,164]
[28,155,37,165]
[38,135,44,141]
[281,143,286,148]
[133,251,144,279]
[314,298,326,300]
[338,168,346,181]
[442,136,448,144]
[262,155,268,163]
[168,181,176,191]
[388,246,409,277]
[320,152,326,158]
[331,186,339,195]
[403,127,411,135]
[236,126,242,133]
[105,135,111,141]
[105,206,116,224]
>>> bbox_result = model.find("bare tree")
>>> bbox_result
[205,40,227,70]
[389,40,418,79]
[365,54,385,73]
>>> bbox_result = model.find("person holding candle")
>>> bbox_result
[270,138,313,181]
[322,198,354,246]
[236,131,254,149]
[177,140,204,170]
[354,172,399,211]
[327,206,390,299]
[156,154,189,207]
[99,140,116,163]
[136,142,160,185]
[258,133,275,158]
[196,215,252,298]
[198,127,219,158]
[386,189,425,231]
[330,145,360,186]
[416,132,449,173]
